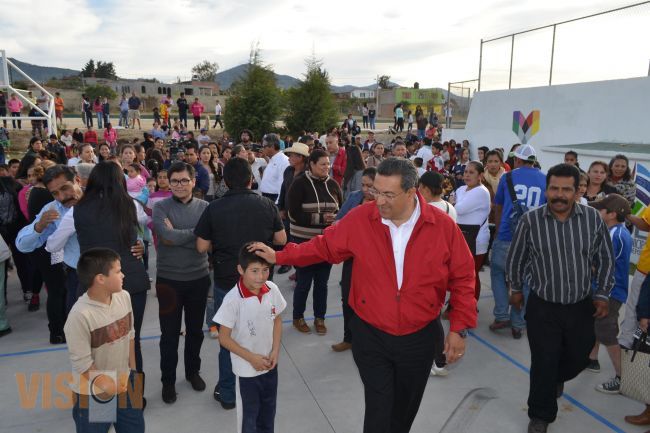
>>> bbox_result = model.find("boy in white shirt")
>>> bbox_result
[214,243,286,433]
[64,248,144,432]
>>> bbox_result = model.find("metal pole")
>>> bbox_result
[549,25,557,86]
[375,75,379,120]
[478,39,483,91]
[508,35,515,89]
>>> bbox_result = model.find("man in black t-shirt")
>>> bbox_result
[194,157,286,410]
[176,93,189,128]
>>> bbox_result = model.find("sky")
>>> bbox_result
[1,0,649,90]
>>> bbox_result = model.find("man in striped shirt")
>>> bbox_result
[506,163,614,433]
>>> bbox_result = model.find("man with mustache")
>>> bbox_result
[16,165,83,344]
[506,163,614,433]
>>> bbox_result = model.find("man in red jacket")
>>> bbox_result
[250,157,476,433]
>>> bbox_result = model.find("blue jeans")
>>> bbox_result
[369,117,376,129]
[72,372,145,433]
[417,129,425,139]
[65,266,82,314]
[490,239,529,329]
[119,110,128,127]
[210,281,236,404]
[96,112,103,129]
[293,261,333,320]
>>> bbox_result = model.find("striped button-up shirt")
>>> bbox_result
[506,203,614,304]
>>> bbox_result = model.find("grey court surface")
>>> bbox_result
[1,261,648,433]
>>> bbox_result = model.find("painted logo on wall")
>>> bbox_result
[512,110,540,144]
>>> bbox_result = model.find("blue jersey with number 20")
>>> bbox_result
[495,166,547,242]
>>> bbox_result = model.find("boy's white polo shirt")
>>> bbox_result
[214,279,286,377]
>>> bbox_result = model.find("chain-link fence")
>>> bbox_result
[478,1,650,91]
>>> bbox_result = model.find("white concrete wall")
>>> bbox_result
[463,76,650,169]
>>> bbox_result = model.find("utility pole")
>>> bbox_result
[375,74,380,116]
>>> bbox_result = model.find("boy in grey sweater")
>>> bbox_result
[152,162,210,404]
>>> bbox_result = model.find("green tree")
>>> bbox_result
[84,84,117,102]
[95,61,117,80]
[378,75,391,89]
[81,59,95,76]
[191,60,219,82]
[223,48,281,141]
[284,56,338,135]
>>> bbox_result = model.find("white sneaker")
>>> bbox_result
[430,361,449,377]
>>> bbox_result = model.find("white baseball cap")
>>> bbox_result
[514,144,536,162]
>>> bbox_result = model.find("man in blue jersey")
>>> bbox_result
[589,194,632,394]
[490,144,547,339]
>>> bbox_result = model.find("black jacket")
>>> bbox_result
[74,198,149,294]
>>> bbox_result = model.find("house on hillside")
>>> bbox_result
[83,77,220,97]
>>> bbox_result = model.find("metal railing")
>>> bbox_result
[0,50,58,135]
[477,1,650,91]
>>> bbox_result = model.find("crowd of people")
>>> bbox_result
[1,109,650,433]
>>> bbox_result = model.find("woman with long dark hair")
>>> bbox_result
[607,154,636,205]
[73,161,149,376]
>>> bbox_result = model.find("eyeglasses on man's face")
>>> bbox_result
[169,178,192,186]
[368,188,405,201]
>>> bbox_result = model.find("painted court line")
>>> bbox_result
[0,313,345,359]
[0,311,626,433]
[469,331,628,433]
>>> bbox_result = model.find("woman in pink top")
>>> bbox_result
[103,122,118,150]
[93,97,104,129]
[7,93,23,129]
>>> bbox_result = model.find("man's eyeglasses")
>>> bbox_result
[368,188,405,201]
[169,178,192,186]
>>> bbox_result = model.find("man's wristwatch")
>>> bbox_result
[453,329,469,339]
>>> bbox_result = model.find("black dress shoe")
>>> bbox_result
[162,383,177,404]
[0,327,12,338]
[277,265,291,274]
[50,334,66,345]
[186,373,206,391]
[213,384,235,410]
[528,418,548,433]
[511,328,523,339]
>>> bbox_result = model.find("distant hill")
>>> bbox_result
[215,64,301,90]
[8,58,410,94]
[216,64,402,92]
[8,58,79,82]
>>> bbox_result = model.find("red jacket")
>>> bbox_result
[331,147,346,186]
[277,192,477,335]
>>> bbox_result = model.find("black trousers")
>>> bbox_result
[179,112,187,127]
[350,314,442,433]
[340,259,354,343]
[156,275,210,384]
[193,116,201,130]
[30,247,67,336]
[212,115,223,128]
[526,292,595,423]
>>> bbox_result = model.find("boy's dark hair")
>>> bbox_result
[224,157,252,189]
[565,150,578,159]
[167,161,195,179]
[239,242,271,270]
[77,248,121,289]
[8,158,20,166]
[413,157,423,168]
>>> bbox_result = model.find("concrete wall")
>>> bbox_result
[460,76,650,169]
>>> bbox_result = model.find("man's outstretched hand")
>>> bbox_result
[247,242,277,264]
